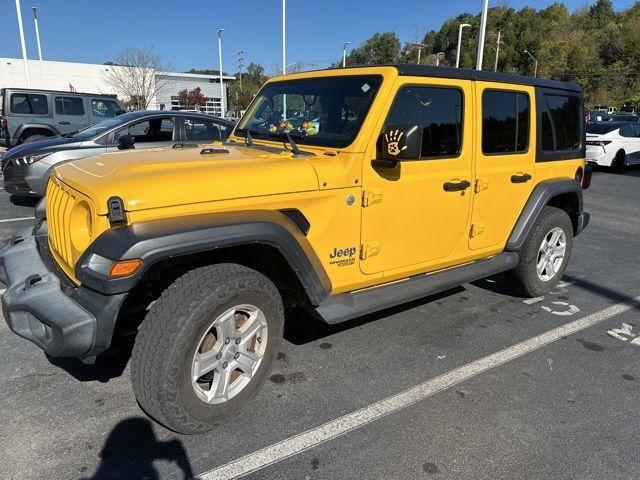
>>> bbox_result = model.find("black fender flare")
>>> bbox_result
[15,123,60,141]
[75,210,332,306]
[506,178,584,251]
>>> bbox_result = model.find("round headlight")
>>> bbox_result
[70,201,92,252]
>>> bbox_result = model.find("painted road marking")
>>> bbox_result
[541,301,580,316]
[0,289,5,294]
[195,296,640,480]
[0,217,34,223]
[523,296,544,305]
[607,323,640,345]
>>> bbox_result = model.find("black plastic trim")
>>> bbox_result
[76,210,332,305]
[315,252,519,324]
[279,209,311,236]
[506,179,584,251]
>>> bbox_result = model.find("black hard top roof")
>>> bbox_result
[324,64,582,93]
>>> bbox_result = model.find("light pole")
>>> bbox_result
[524,49,538,77]
[456,23,471,68]
[14,0,30,87]
[476,0,489,70]
[342,41,350,67]
[410,43,428,65]
[436,52,445,67]
[493,30,503,72]
[32,7,45,88]
[282,0,287,119]
[217,28,225,117]
[237,50,244,93]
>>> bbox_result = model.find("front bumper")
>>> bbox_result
[1,226,125,360]
[2,164,40,197]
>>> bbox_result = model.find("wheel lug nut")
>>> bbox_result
[235,338,241,345]
[222,361,228,369]
[225,337,230,345]
[234,352,240,359]
[216,353,222,360]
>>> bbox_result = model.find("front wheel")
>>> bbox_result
[505,206,574,297]
[131,263,284,434]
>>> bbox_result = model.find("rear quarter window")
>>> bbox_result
[10,93,48,115]
[536,89,584,162]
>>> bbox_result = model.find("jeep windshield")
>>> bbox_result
[236,75,383,148]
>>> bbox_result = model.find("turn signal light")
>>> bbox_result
[109,259,143,277]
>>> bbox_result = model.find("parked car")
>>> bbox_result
[1,110,234,198]
[0,88,126,147]
[610,114,640,123]
[0,65,590,434]
[586,122,640,170]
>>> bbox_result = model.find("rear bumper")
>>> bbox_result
[1,226,125,360]
[585,147,612,167]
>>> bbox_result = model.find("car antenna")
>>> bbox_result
[245,129,254,147]
[285,131,301,155]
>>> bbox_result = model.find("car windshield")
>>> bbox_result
[70,112,140,140]
[612,115,637,122]
[236,75,383,148]
[586,123,620,135]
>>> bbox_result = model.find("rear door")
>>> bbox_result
[469,83,536,251]
[53,95,88,134]
[360,78,473,275]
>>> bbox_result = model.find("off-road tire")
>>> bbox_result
[505,206,574,297]
[22,134,48,144]
[131,263,284,434]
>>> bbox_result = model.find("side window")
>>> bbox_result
[383,86,463,159]
[482,91,530,154]
[541,94,582,152]
[55,96,85,116]
[10,93,48,115]
[91,99,124,118]
[184,118,225,141]
[113,118,174,143]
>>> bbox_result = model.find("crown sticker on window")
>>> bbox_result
[361,83,371,93]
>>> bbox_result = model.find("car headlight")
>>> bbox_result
[12,152,52,166]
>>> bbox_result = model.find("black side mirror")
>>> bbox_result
[117,134,135,150]
[379,124,422,162]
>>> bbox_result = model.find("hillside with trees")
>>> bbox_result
[341,0,640,105]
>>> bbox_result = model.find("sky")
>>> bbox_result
[0,0,636,74]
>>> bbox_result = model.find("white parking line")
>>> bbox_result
[195,296,640,480]
[0,217,34,223]
[0,289,5,294]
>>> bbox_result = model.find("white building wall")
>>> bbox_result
[0,58,232,116]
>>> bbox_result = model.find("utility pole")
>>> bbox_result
[476,0,489,70]
[493,30,502,72]
[237,50,244,93]
[524,49,538,77]
[32,6,45,88]
[217,28,225,117]
[456,23,471,68]
[410,43,428,65]
[15,0,30,87]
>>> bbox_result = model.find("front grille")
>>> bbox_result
[46,178,77,276]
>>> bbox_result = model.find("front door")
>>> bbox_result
[469,83,536,251]
[360,78,474,275]
[52,96,88,135]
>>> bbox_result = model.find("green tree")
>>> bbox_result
[341,32,401,66]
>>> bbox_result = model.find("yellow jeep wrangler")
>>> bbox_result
[0,65,591,434]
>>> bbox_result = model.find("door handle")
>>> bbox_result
[443,180,471,192]
[511,173,532,184]
[58,121,70,125]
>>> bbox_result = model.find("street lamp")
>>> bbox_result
[435,52,445,67]
[217,28,225,117]
[32,7,45,88]
[343,41,351,68]
[476,0,489,70]
[524,49,538,77]
[14,0,30,87]
[410,43,428,65]
[456,23,471,68]
[282,0,286,75]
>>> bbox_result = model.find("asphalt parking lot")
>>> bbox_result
[1,167,639,480]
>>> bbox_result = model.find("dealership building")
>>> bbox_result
[0,57,234,116]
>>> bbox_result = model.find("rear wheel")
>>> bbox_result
[612,149,626,172]
[21,134,48,144]
[505,206,574,297]
[131,263,284,434]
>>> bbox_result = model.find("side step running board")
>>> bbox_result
[315,252,519,324]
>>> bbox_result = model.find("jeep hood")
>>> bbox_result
[52,145,320,214]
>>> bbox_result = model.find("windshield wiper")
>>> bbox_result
[267,131,313,156]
